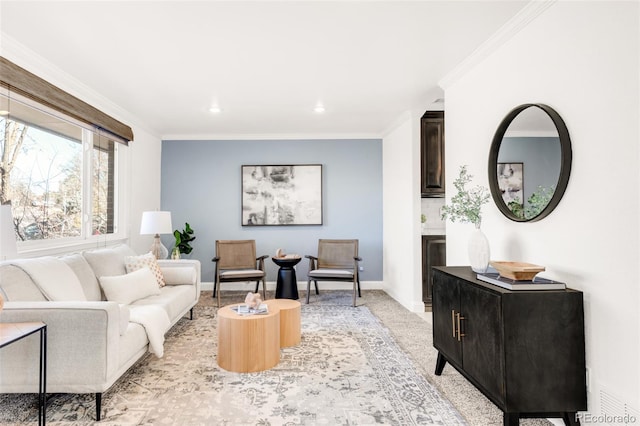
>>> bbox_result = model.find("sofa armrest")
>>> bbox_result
[0,301,122,393]
[157,259,201,292]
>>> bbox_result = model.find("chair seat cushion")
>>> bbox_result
[220,269,264,279]
[309,268,354,279]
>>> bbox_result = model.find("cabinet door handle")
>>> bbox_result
[451,310,457,338]
[456,312,466,341]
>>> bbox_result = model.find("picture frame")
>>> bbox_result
[497,162,524,213]
[241,164,323,226]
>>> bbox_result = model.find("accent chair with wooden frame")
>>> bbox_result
[305,239,362,307]
[212,240,268,307]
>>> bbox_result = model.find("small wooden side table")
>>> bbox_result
[217,303,280,373]
[265,299,301,347]
[0,321,47,426]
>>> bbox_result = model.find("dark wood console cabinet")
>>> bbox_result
[432,266,586,426]
[422,235,446,309]
[421,111,445,197]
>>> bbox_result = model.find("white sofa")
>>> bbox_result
[0,244,201,420]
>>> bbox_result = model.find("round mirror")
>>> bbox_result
[488,104,572,222]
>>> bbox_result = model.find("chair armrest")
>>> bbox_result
[305,255,318,270]
[211,256,220,263]
[157,259,201,289]
[355,256,362,262]
[256,255,268,271]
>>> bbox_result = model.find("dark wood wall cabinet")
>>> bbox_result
[432,267,586,426]
[421,111,445,197]
[422,235,446,309]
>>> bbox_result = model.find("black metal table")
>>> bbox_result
[272,256,301,300]
[0,321,47,425]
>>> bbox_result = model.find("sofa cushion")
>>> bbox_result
[99,267,161,305]
[131,284,196,322]
[0,264,47,301]
[83,244,137,279]
[61,253,103,301]
[125,252,165,288]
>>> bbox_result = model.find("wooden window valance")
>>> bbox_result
[0,56,134,143]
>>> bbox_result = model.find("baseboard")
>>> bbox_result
[200,281,384,292]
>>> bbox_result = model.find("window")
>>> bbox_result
[0,91,127,250]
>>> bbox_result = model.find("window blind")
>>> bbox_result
[0,56,134,143]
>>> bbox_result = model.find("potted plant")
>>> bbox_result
[440,165,490,272]
[172,223,195,259]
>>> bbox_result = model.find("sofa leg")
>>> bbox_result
[95,392,102,421]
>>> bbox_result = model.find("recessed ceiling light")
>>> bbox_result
[209,106,222,114]
[314,104,325,113]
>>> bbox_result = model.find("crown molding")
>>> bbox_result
[439,0,556,91]
[161,133,382,141]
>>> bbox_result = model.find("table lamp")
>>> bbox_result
[140,211,173,259]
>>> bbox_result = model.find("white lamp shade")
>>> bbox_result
[140,211,173,235]
[0,204,18,260]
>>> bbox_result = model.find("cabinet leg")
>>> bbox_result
[562,412,579,426]
[435,352,447,375]
[503,412,519,426]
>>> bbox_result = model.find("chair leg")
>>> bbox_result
[260,278,266,301]
[357,276,362,297]
[306,279,311,304]
[213,279,217,298]
[314,280,319,295]
[217,279,221,308]
[352,279,357,307]
[254,280,260,294]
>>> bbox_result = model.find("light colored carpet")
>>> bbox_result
[0,290,554,425]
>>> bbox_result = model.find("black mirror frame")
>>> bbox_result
[488,103,572,223]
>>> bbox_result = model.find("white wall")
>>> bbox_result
[442,0,639,416]
[127,127,163,255]
[382,111,423,312]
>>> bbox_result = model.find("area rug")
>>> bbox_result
[0,293,466,425]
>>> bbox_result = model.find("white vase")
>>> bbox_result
[468,224,490,273]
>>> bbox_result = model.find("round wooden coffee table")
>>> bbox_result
[265,299,301,347]
[217,303,281,373]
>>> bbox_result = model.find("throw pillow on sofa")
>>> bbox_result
[99,267,161,305]
[124,252,166,287]
[83,244,137,278]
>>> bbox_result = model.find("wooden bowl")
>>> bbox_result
[489,261,545,281]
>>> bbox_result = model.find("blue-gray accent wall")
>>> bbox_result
[160,139,383,284]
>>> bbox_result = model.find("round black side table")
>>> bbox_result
[271,256,301,300]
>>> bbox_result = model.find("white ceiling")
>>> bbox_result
[0,1,527,140]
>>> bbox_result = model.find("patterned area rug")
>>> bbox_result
[0,292,465,425]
